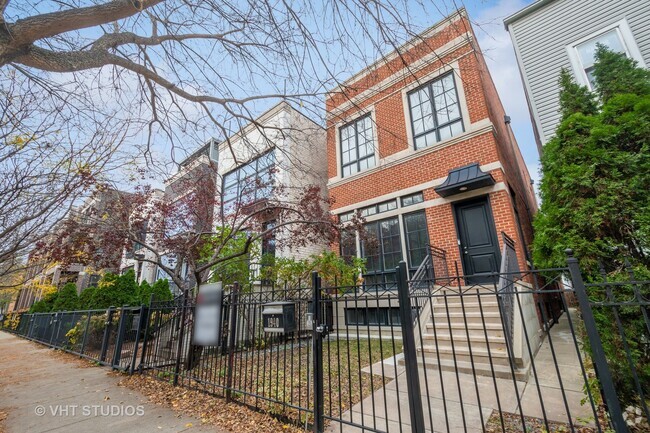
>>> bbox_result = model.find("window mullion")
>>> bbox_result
[355,119,361,173]
[429,83,441,142]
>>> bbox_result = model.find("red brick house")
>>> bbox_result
[326,9,537,286]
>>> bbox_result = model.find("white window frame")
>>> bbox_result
[566,19,646,89]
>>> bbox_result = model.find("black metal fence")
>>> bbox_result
[2,251,649,433]
[2,305,147,370]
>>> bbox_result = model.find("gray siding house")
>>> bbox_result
[505,0,650,151]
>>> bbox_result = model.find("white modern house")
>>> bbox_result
[121,102,328,289]
[505,0,650,151]
[214,101,329,266]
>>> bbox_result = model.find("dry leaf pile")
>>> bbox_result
[118,374,303,433]
[485,410,602,433]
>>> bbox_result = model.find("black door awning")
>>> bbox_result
[434,163,495,198]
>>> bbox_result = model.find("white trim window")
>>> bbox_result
[340,114,376,177]
[567,20,645,89]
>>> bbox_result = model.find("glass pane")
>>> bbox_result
[401,193,423,207]
[450,120,463,136]
[361,206,377,217]
[359,156,375,171]
[438,124,453,141]
[405,211,430,269]
[576,29,625,69]
[377,200,397,213]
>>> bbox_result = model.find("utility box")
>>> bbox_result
[262,302,296,333]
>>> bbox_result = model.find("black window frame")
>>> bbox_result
[403,210,430,271]
[360,199,397,217]
[361,216,402,289]
[339,229,357,264]
[345,307,402,326]
[222,149,275,210]
[407,72,464,150]
[339,114,375,178]
[401,192,424,208]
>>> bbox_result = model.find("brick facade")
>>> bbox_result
[326,10,537,278]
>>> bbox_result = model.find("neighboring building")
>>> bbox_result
[120,188,167,287]
[327,9,537,286]
[15,189,128,310]
[122,102,328,289]
[505,0,650,150]
[214,101,329,271]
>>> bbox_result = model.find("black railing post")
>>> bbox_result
[226,282,240,402]
[79,310,92,355]
[312,272,324,433]
[566,250,628,433]
[396,261,426,433]
[138,297,155,373]
[112,306,129,368]
[130,304,147,374]
[173,289,189,386]
[99,306,115,363]
[48,312,58,346]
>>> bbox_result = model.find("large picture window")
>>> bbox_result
[340,115,375,177]
[408,73,464,149]
[361,217,402,288]
[222,150,275,210]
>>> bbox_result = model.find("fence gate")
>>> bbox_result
[310,254,646,433]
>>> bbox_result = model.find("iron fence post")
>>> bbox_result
[396,261,426,433]
[79,310,92,355]
[27,314,35,339]
[130,304,147,374]
[99,306,115,363]
[173,289,189,386]
[138,297,155,373]
[226,282,240,402]
[312,272,324,433]
[566,250,628,433]
[48,312,58,346]
[112,305,129,368]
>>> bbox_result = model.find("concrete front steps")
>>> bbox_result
[415,288,529,381]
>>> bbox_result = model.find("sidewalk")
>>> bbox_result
[0,331,218,433]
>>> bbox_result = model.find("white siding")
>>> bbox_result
[508,0,650,145]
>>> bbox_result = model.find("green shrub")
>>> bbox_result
[79,286,97,309]
[90,270,138,309]
[52,283,80,311]
[29,290,59,313]
[138,279,173,304]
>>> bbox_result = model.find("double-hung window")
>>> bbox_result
[222,150,275,210]
[340,115,375,177]
[408,73,464,149]
[568,21,645,90]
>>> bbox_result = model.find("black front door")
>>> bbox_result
[454,197,500,283]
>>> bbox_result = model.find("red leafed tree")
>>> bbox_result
[40,161,339,293]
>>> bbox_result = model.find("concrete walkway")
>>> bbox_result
[327,311,595,432]
[0,332,219,433]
